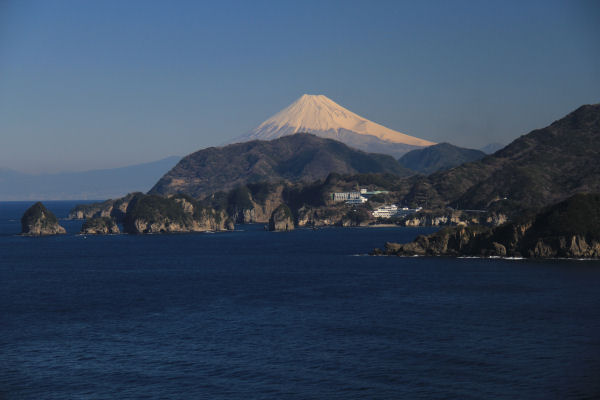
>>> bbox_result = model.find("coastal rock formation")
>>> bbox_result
[80,217,120,234]
[217,183,285,224]
[399,210,507,227]
[296,205,348,227]
[21,202,66,236]
[373,193,600,259]
[268,204,294,231]
[123,193,232,234]
[69,193,137,221]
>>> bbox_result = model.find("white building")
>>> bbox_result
[346,196,368,204]
[372,204,399,218]
[332,191,364,202]
[372,205,423,219]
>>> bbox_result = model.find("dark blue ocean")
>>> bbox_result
[1,201,600,399]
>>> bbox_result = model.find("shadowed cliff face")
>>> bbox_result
[149,134,412,198]
[374,193,600,259]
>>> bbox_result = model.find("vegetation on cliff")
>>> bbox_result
[123,193,232,234]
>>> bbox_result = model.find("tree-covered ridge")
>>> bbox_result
[149,133,413,198]
[408,104,600,211]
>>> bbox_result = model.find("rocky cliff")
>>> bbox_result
[399,210,507,227]
[373,193,600,259]
[268,204,294,231]
[21,202,66,236]
[68,193,137,221]
[209,183,285,224]
[123,193,233,234]
[80,217,120,234]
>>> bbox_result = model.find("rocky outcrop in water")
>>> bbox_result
[123,193,233,234]
[80,217,120,234]
[268,204,294,231]
[21,202,66,236]
[373,193,600,259]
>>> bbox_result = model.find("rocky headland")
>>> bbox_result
[123,193,234,234]
[21,202,66,236]
[373,193,600,259]
[68,193,136,220]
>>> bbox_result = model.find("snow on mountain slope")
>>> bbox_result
[234,94,436,149]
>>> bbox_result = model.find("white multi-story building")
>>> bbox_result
[332,191,364,202]
[372,205,423,219]
[372,204,399,218]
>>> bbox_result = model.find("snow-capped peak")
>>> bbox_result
[239,94,436,147]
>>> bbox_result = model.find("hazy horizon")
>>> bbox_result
[1,0,599,173]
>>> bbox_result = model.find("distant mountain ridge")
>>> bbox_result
[398,143,486,174]
[0,156,180,201]
[150,133,413,198]
[232,94,436,158]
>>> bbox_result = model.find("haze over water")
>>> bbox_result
[2,202,600,399]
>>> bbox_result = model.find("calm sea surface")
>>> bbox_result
[1,201,600,399]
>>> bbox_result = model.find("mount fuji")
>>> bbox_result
[232,94,436,158]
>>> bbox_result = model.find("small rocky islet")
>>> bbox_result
[20,202,67,236]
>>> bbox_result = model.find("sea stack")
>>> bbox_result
[268,204,294,231]
[21,202,66,236]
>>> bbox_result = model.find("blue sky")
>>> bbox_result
[1,0,598,173]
